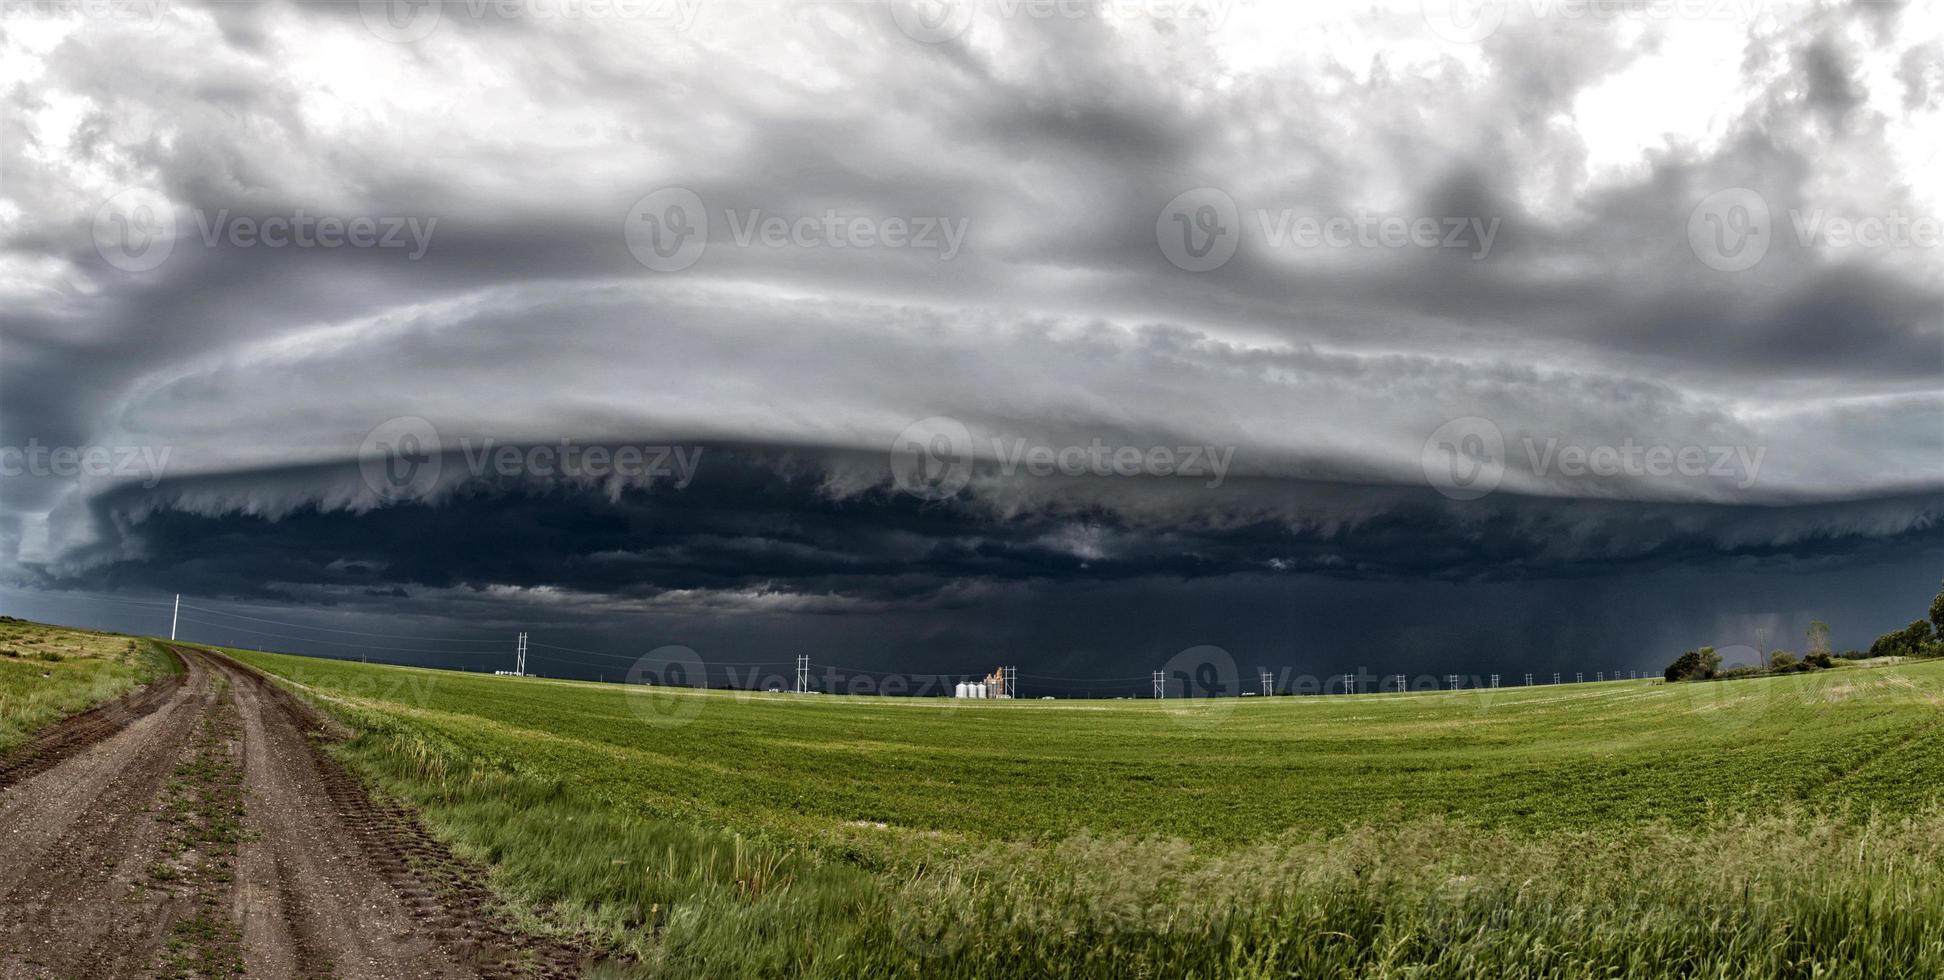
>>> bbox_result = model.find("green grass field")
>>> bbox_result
[0,618,177,754]
[214,644,1944,978]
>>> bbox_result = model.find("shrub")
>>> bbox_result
[1663,646,1721,682]
[1804,652,1834,670]
[1768,651,1798,671]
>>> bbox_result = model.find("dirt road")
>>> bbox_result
[0,646,589,979]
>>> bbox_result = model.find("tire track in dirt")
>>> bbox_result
[0,646,186,790]
[0,648,221,977]
[0,646,596,978]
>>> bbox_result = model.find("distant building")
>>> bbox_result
[953,667,1011,699]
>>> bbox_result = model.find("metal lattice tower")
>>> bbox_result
[1260,671,1273,697]
[796,655,810,693]
[1576,672,1584,683]
[1524,673,1533,686]
[1447,674,1459,690]
[1490,673,1500,689]
[1152,670,1166,700]
[1394,674,1405,693]
[515,632,527,675]
[1004,665,1017,699]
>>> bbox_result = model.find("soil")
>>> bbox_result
[0,646,598,979]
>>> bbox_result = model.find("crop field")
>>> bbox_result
[0,617,176,754]
[212,645,1944,978]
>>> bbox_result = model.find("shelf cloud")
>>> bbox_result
[2,0,1939,677]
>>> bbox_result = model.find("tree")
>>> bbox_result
[1664,646,1722,682]
[1930,580,1944,635]
[1806,621,1831,656]
[1869,620,1934,660]
[1769,650,1797,670]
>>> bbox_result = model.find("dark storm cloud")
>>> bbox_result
[1,0,1939,674]
[43,447,1944,602]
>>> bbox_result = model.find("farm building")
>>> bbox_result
[954,667,1011,699]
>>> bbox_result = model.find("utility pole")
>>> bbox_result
[1004,665,1017,700]
[1524,673,1533,686]
[514,632,527,675]
[1152,670,1166,700]
[1260,671,1273,697]
[170,594,179,641]
[796,655,810,694]
[1447,674,1459,690]
[1343,672,1356,695]
[1490,673,1500,689]
[1394,673,1405,693]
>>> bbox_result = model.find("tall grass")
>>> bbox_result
[0,625,177,753]
[333,707,1944,978]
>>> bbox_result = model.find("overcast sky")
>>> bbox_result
[1,0,1939,690]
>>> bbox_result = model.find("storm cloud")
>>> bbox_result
[1,0,1939,684]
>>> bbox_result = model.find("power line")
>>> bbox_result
[525,639,785,666]
[178,601,504,643]
[171,616,508,657]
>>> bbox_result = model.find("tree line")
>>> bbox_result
[1664,579,1944,682]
